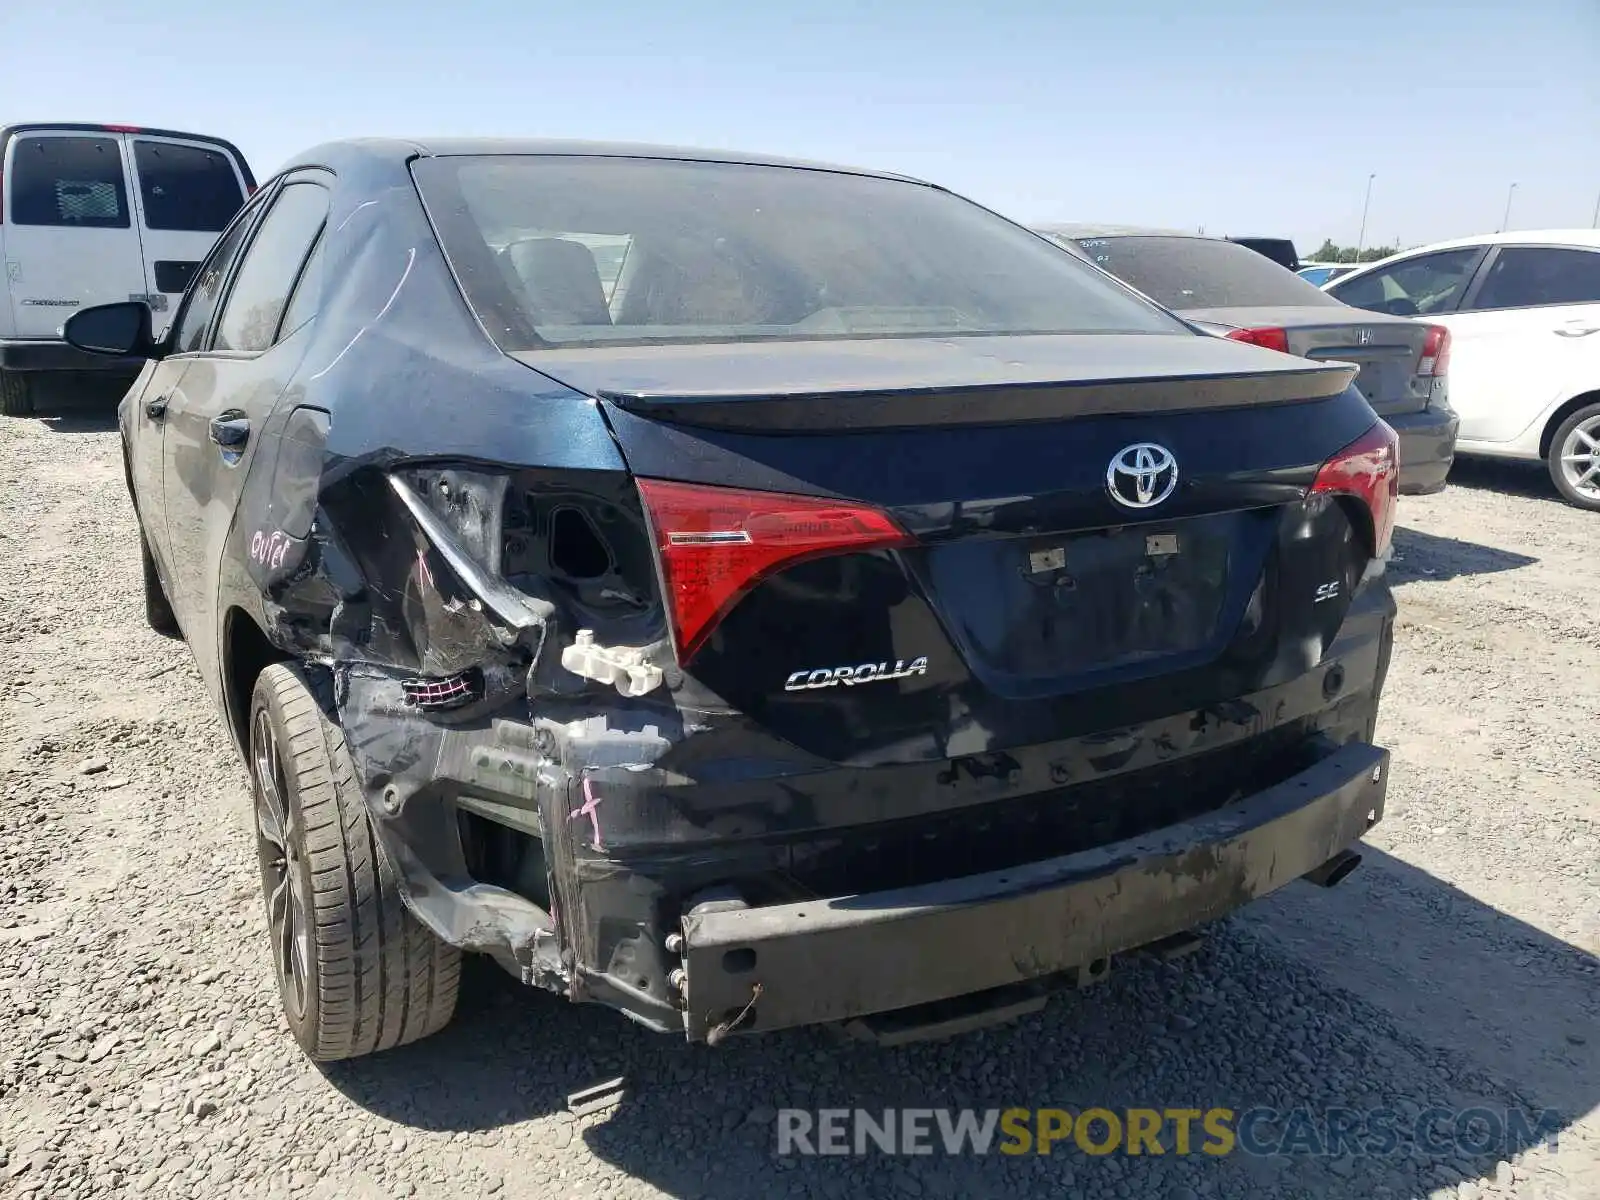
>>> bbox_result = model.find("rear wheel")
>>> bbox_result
[1548,402,1600,511]
[0,371,34,417]
[140,534,181,637]
[249,662,461,1060]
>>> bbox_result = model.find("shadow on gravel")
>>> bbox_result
[1390,524,1538,583]
[320,852,1596,1200]
[21,374,127,432]
[1444,457,1567,504]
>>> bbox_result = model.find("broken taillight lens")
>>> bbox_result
[635,478,913,664]
[1312,421,1399,558]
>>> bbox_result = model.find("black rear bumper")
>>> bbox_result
[679,740,1386,1040]
[0,338,144,374]
[1386,405,1458,495]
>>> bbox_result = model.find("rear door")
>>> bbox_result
[126,136,251,340]
[160,174,330,692]
[1441,244,1600,443]
[1,129,146,338]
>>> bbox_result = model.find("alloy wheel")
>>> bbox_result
[1557,414,1600,502]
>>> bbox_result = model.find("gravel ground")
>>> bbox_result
[2,385,1596,1200]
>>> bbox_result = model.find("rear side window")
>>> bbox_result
[1467,247,1600,310]
[1076,236,1340,310]
[1327,248,1483,317]
[277,232,326,341]
[132,140,245,232]
[214,182,329,352]
[173,198,263,353]
[7,135,130,228]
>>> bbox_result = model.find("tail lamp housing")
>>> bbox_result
[1418,324,1451,377]
[1224,326,1291,353]
[635,478,913,664]
[1312,421,1399,558]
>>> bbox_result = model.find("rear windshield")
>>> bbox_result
[1075,236,1342,310]
[412,155,1188,349]
[132,140,245,232]
[6,135,130,228]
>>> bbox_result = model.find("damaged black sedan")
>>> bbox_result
[66,139,1396,1059]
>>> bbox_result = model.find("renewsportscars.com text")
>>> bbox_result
[776,1106,1564,1159]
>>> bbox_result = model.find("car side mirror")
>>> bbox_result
[61,301,163,360]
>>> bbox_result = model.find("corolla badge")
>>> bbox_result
[1106,442,1179,509]
[785,658,929,691]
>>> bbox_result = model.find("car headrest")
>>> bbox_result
[501,237,612,326]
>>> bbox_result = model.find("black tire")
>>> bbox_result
[1547,401,1600,512]
[140,534,182,637]
[249,661,461,1061]
[0,371,34,417]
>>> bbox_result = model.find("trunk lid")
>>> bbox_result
[516,333,1381,764]
[1182,305,1433,417]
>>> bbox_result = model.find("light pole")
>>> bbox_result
[1356,173,1376,258]
[1500,182,1517,232]
[1592,186,1598,228]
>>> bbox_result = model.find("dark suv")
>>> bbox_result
[63,139,1394,1059]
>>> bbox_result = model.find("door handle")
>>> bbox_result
[1555,323,1600,338]
[145,396,168,421]
[209,414,250,451]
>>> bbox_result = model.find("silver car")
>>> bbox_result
[1039,226,1459,495]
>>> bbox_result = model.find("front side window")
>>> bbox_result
[132,140,245,232]
[1074,236,1340,310]
[214,183,330,353]
[7,135,130,228]
[1467,247,1600,310]
[412,155,1187,350]
[1329,248,1483,316]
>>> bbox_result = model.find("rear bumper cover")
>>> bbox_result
[679,740,1387,1039]
[1386,406,1458,495]
[0,338,144,374]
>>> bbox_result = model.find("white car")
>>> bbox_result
[1,122,255,416]
[1325,230,1600,510]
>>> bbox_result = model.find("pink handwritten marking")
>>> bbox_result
[569,776,604,851]
[249,530,292,570]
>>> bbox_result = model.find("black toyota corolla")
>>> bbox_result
[63,139,1396,1060]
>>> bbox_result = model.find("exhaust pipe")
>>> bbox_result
[1303,848,1362,888]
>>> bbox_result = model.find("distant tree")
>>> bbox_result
[1310,241,1401,264]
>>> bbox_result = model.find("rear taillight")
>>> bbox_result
[635,478,913,664]
[1312,421,1399,558]
[1224,326,1291,353]
[1418,324,1451,377]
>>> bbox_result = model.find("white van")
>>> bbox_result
[1,122,255,415]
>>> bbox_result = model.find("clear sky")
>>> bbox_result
[4,0,1596,253]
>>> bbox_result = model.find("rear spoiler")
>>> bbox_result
[596,364,1357,433]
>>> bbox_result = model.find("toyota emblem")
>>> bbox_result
[1106,443,1179,509]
